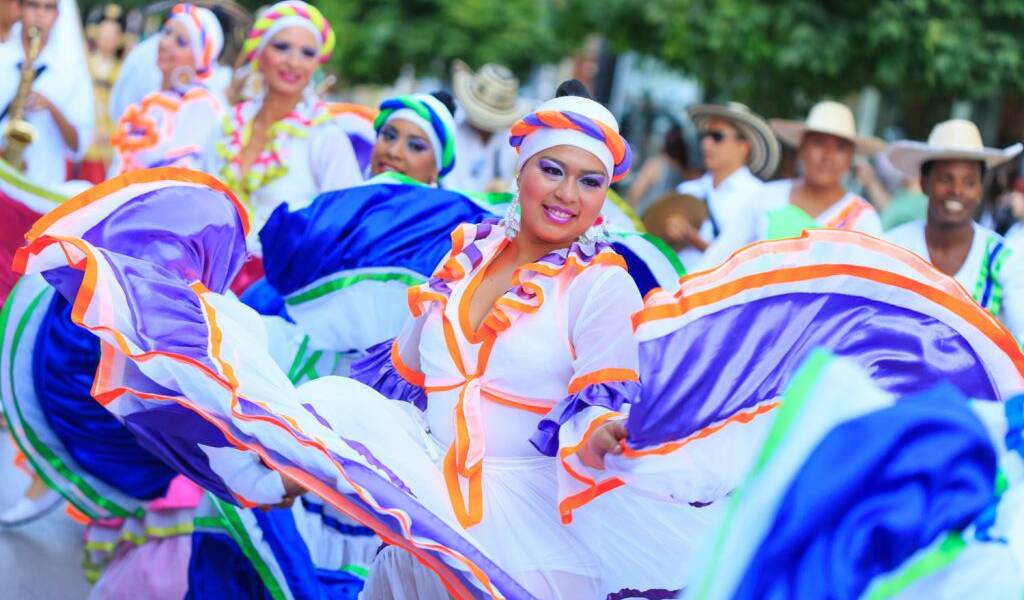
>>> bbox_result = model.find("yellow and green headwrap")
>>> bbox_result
[241,1,335,70]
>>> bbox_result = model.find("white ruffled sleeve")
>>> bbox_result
[533,265,644,523]
[310,121,364,193]
[166,93,225,170]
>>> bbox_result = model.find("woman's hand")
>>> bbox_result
[577,419,628,470]
[258,472,307,511]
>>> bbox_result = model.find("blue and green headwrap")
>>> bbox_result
[374,94,457,179]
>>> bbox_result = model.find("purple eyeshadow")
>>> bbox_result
[538,158,563,173]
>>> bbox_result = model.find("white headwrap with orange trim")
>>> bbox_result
[167,4,224,81]
[509,95,631,182]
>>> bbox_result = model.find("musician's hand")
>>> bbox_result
[577,419,628,470]
[664,214,709,251]
[25,92,52,113]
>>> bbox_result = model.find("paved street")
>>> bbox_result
[0,437,92,599]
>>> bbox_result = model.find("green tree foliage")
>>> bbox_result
[79,0,1024,118]
[80,0,587,84]
[318,0,580,85]
[600,0,1024,117]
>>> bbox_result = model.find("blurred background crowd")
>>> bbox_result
[15,0,1024,243]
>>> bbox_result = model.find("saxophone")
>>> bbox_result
[2,26,42,171]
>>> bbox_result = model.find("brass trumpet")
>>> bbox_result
[2,26,42,172]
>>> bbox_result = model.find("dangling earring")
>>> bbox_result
[578,215,609,250]
[502,193,521,239]
[171,65,197,89]
[240,69,265,102]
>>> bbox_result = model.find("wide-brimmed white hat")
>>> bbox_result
[885,119,1023,179]
[452,59,530,132]
[688,102,781,179]
[771,100,885,155]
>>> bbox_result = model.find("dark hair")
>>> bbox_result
[663,125,688,167]
[555,79,594,100]
[429,90,457,120]
[920,159,985,179]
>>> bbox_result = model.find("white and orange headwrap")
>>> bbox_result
[241,1,335,70]
[509,95,632,182]
[167,4,224,81]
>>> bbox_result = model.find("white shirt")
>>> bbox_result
[396,221,642,458]
[698,178,882,269]
[675,166,764,271]
[443,112,518,193]
[0,33,95,184]
[886,220,1024,341]
[108,35,160,125]
[203,98,364,253]
[108,87,224,176]
[1005,222,1024,253]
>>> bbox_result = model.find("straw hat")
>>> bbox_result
[885,119,1023,179]
[452,59,530,132]
[771,100,885,155]
[688,102,780,179]
[643,192,707,251]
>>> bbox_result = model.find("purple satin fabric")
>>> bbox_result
[37,183,251,504]
[349,339,427,409]
[42,185,248,367]
[80,187,247,293]
[123,404,237,502]
[629,293,996,451]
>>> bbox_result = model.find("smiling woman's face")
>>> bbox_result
[369,119,439,184]
[516,144,608,247]
[259,26,318,97]
[156,19,194,79]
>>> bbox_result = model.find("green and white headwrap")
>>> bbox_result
[374,94,456,179]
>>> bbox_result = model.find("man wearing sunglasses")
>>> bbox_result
[676,102,780,271]
[0,0,95,184]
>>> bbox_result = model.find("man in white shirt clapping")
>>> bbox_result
[676,102,779,271]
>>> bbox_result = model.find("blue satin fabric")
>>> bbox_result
[259,183,491,297]
[37,182,255,505]
[301,497,376,537]
[187,506,364,600]
[187,529,274,600]
[630,292,995,450]
[734,383,996,599]
[611,241,660,298]
[258,182,663,304]
[34,293,176,500]
[240,277,290,320]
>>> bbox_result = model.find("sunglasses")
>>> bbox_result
[699,129,745,144]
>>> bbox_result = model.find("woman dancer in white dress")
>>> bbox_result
[203,0,362,255]
[108,3,225,175]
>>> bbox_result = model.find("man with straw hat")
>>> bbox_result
[698,100,885,269]
[447,59,529,193]
[675,101,780,270]
[885,118,1024,339]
